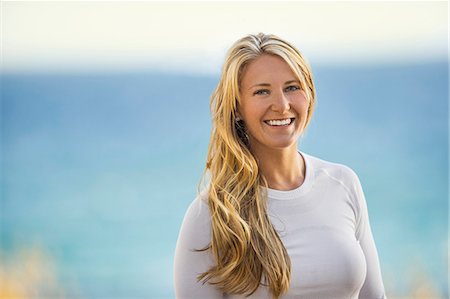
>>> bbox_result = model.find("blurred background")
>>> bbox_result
[1,1,448,298]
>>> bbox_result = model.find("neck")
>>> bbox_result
[250,143,305,191]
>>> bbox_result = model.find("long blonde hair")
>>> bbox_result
[197,33,316,299]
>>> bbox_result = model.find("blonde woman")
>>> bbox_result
[174,33,387,299]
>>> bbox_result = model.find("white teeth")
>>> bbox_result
[266,118,292,126]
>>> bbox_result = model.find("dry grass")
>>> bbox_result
[0,245,67,299]
[383,254,447,299]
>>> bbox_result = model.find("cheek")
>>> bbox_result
[293,97,309,113]
[302,101,310,113]
[242,102,265,120]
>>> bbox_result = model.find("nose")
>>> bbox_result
[271,89,291,113]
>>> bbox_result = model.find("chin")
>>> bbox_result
[261,139,298,150]
[249,133,301,151]
[272,142,297,149]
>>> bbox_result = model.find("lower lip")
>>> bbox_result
[264,119,295,129]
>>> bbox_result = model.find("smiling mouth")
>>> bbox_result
[264,118,295,126]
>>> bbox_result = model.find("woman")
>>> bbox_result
[174,33,387,299]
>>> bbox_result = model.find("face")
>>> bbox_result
[237,54,309,152]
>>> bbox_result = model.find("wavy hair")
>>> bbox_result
[197,33,316,299]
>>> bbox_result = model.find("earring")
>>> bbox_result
[235,117,249,147]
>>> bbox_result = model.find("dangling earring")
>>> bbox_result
[235,117,249,147]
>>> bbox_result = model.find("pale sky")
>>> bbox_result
[2,1,448,74]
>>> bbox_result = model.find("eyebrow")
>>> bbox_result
[248,80,300,90]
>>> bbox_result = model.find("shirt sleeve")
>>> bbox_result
[173,195,225,299]
[351,170,388,299]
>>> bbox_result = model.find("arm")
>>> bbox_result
[352,171,387,299]
[173,195,225,299]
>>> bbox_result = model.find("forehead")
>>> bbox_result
[240,54,296,88]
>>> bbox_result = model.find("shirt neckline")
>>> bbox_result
[264,151,314,200]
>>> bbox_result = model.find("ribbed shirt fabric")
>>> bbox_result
[174,152,387,299]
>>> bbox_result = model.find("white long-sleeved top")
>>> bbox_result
[174,152,387,299]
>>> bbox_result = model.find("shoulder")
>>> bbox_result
[303,152,366,218]
[182,189,211,227]
[177,189,212,248]
[302,152,362,194]
[304,152,359,182]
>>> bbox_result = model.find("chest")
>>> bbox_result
[274,218,367,298]
[273,186,366,298]
[226,185,368,299]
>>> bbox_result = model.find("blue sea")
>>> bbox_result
[1,62,448,298]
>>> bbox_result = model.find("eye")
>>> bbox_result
[253,89,270,96]
[285,85,301,92]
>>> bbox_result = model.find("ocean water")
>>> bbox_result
[1,62,448,298]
